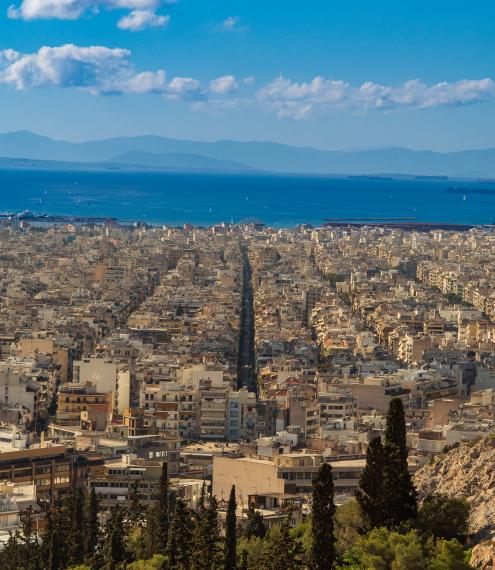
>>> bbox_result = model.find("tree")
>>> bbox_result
[145,461,169,556]
[128,479,146,527]
[225,486,237,570]
[382,442,418,527]
[245,503,266,540]
[102,506,126,570]
[385,397,408,462]
[355,437,386,529]
[85,488,99,562]
[417,495,471,542]
[262,515,303,570]
[311,463,336,570]
[429,539,473,570]
[168,497,193,570]
[342,528,472,570]
[69,487,86,566]
[343,528,428,570]
[192,494,223,570]
[382,398,418,526]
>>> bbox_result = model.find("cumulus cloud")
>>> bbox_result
[209,74,238,95]
[166,77,205,101]
[117,9,169,30]
[0,44,195,97]
[8,0,156,19]
[257,75,495,119]
[0,47,493,120]
[7,0,173,30]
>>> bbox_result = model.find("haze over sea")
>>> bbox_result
[2,169,495,227]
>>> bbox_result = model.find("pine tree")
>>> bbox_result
[383,398,418,527]
[355,436,386,529]
[311,463,336,570]
[102,506,126,570]
[245,503,266,540]
[262,514,303,570]
[224,486,237,570]
[145,461,169,556]
[167,497,193,570]
[192,494,223,570]
[85,487,100,562]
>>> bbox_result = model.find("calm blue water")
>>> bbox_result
[1,169,495,227]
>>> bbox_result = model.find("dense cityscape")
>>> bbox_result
[0,219,492,567]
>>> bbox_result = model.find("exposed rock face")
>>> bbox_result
[470,541,495,569]
[414,437,495,542]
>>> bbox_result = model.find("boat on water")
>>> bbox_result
[445,186,495,195]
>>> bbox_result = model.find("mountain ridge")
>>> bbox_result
[2,131,495,176]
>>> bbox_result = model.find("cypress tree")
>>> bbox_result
[224,486,237,570]
[382,443,417,527]
[168,497,193,570]
[355,436,386,529]
[245,503,266,540]
[145,461,169,556]
[385,398,408,462]
[311,462,336,570]
[383,398,417,526]
[85,487,100,562]
[69,487,86,566]
[102,506,126,570]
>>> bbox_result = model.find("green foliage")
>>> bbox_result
[244,503,266,540]
[340,527,473,570]
[355,437,386,530]
[192,494,223,570]
[237,537,266,569]
[102,506,127,570]
[261,516,304,570]
[224,486,237,570]
[417,495,471,542]
[167,497,193,570]
[126,554,167,569]
[382,398,418,526]
[311,463,336,570]
[334,501,363,557]
[144,462,169,557]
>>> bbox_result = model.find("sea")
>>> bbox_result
[1,169,495,227]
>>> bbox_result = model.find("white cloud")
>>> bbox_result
[117,9,169,31]
[166,77,205,101]
[0,44,178,96]
[257,75,495,119]
[7,0,173,30]
[209,74,238,95]
[1,48,493,120]
[218,15,244,31]
[8,0,157,19]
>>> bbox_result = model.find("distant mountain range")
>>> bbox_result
[1,130,495,177]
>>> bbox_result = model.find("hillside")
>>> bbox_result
[110,151,252,172]
[2,131,495,176]
[415,437,495,541]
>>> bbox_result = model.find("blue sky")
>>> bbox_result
[1,0,495,150]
